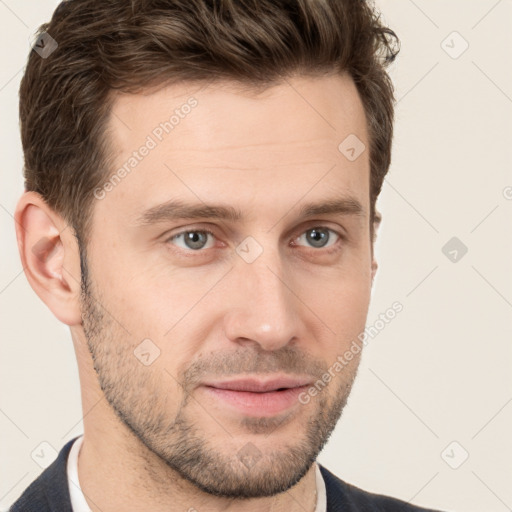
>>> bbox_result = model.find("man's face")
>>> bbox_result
[80,73,375,498]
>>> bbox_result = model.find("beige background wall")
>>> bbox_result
[1,1,511,510]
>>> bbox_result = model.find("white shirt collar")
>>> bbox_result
[66,435,92,512]
[315,458,328,512]
[66,435,326,512]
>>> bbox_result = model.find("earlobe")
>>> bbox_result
[371,258,378,284]
[14,191,83,326]
[371,210,381,285]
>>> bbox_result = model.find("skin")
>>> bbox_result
[15,72,379,512]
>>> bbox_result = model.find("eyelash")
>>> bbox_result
[165,226,344,255]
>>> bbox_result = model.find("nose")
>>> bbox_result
[222,245,305,352]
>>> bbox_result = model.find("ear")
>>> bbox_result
[14,191,83,326]
[371,255,378,283]
[370,210,381,284]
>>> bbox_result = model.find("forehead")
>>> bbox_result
[98,73,370,227]
[108,73,367,151]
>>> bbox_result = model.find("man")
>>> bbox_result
[10,0,444,511]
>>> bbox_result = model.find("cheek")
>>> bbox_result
[91,246,201,329]
[303,266,372,349]
[325,285,370,330]
[100,265,215,376]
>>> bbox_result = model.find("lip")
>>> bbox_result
[199,376,313,417]
[203,376,313,392]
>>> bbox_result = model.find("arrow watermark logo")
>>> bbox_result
[338,134,366,162]
[442,236,468,263]
[237,442,263,470]
[30,32,58,59]
[134,338,161,366]
[236,236,264,264]
[441,441,469,469]
[441,31,469,60]
[31,441,58,469]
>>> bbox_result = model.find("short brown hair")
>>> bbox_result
[19,0,399,246]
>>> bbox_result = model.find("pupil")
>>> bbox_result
[186,232,206,249]
[308,228,328,247]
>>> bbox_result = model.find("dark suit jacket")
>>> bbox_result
[10,436,443,511]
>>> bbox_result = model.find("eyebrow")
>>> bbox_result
[134,196,365,227]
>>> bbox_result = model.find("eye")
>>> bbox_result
[293,227,341,249]
[167,229,216,251]
[165,226,342,254]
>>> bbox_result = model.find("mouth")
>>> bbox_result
[199,376,313,417]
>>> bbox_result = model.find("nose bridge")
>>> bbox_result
[223,240,301,351]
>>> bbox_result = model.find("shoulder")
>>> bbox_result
[9,437,78,512]
[319,464,446,512]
